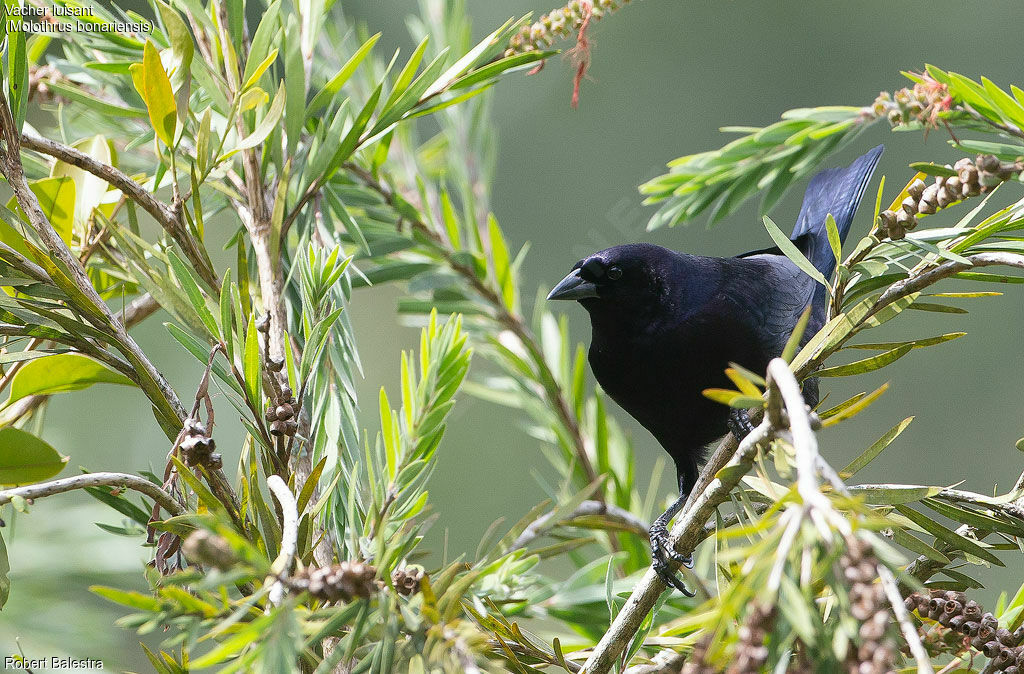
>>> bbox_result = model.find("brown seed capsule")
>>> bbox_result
[901,196,918,215]
[921,183,940,206]
[1006,666,1020,674]
[945,176,962,194]
[963,620,981,636]
[265,407,276,423]
[904,596,917,612]
[949,615,966,630]
[877,209,897,231]
[209,453,223,470]
[270,420,286,437]
[997,628,1015,645]
[936,188,954,208]
[268,357,285,372]
[285,420,298,436]
[917,200,937,215]
[959,165,979,185]
[964,600,981,618]
[977,154,1000,172]
[281,385,293,399]
[896,209,917,232]
[979,170,1004,188]
[907,178,927,199]
[275,403,294,421]
[944,599,962,615]
[954,157,973,171]
[983,640,1002,658]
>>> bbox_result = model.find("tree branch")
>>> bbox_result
[508,500,650,552]
[266,475,298,607]
[0,471,184,517]
[20,133,218,290]
[0,90,185,433]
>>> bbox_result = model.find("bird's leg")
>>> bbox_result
[727,408,754,439]
[649,493,695,596]
[649,464,697,596]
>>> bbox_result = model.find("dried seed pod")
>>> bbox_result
[281,385,293,399]
[294,560,378,602]
[977,154,1000,172]
[275,403,294,421]
[904,596,917,612]
[907,178,927,199]
[954,157,973,171]
[978,170,1003,188]
[983,640,1003,658]
[949,615,966,630]
[877,209,897,232]
[285,420,299,436]
[945,176,962,195]
[901,196,918,215]
[998,628,1016,646]
[917,200,937,215]
[943,599,962,615]
[264,406,276,423]
[391,566,425,596]
[964,600,981,618]
[182,530,237,570]
[963,621,981,636]
[268,357,285,372]
[959,165,979,186]
[270,420,286,437]
[1006,666,1020,674]
[936,188,954,208]
[921,183,940,206]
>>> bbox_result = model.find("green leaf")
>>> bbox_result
[8,353,135,405]
[243,315,261,406]
[7,25,27,133]
[132,40,177,147]
[849,484,941,505]
[283,14,304,157]
[0,427,68,485]
[242,48,279,91]
[0,528,8,608]
[220,82,286,160]
[816,344,912,378]
[763,215,828,287]
[825,213,842,266]
[5,176,75,247]
[845,332,965,351]
[167,250,218,339]
[240,0,281,88]
[840,417,913,478]
[307,32,381,118]
[49,135,112,230]
[894,504,1003,566]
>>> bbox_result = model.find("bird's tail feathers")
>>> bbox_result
[791,144,884,280]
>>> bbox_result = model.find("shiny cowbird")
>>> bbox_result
[547,146,883,594]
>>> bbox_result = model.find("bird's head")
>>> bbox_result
[547,243,679,319]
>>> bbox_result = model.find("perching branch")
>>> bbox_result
[580,361,790,673]
[0,471,185,517]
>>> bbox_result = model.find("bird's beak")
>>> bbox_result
[547,269,599,301]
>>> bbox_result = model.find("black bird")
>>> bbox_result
[547,146,883,594]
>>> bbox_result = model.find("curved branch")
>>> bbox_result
[0,471,184,517]
[20,133,218,290]
[508,500,650,552]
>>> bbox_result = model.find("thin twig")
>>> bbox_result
[0,471,184,517]
[508,500,650,552]
[265,475,298,607]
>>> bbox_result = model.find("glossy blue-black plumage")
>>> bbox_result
[549,146,883,498]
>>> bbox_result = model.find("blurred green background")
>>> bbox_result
[4,1,1024,670]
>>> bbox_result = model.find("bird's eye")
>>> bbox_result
[607,265,623,280]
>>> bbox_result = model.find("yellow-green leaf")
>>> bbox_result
[8,353,135,405]
[5,176,75,248]
[0,427,68,486]
[133,40,177,147]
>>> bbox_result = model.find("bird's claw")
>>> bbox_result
[728,408,755,439]
[649,526,695,596]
